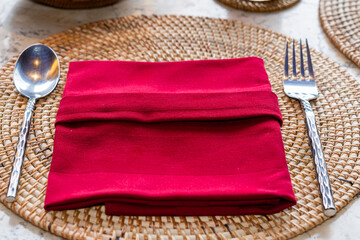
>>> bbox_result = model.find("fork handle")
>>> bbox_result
[301,99,336,217]
[6,98,36,203]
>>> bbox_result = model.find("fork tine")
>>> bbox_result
[292,40,297,79]
[300,40,305,79]
[306,39,314,80]
[284,41,289,79]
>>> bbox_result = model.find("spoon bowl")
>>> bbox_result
[6,44,60,202]
[14,44,60,99]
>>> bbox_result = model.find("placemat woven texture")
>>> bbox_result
[217,0,300,12]
[32,0,119,9]
[320,0,360,68]
[0,15,359,240]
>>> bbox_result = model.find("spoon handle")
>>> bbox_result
[6,98,36,203]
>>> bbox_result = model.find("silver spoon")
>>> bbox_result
[6,44,60,203]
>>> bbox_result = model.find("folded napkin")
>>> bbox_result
[44,57,296,216]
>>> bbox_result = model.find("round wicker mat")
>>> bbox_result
[217,0,300,12]
[320,0,360,68]
[0,15,359,240]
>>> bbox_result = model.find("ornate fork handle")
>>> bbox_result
[301,99,336,217]
[6,98,36,202]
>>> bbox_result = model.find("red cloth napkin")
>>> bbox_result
[44,57,296,216]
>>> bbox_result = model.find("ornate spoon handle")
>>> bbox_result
[301,99,336,217]
[6,98,36,203]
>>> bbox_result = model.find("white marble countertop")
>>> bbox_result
[0,0,359,239]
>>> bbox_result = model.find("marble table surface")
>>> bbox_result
[0,0,359,239]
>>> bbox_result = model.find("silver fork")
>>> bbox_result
[283,40,336,217]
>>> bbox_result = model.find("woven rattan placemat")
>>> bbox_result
[320,0,360,67]
[0,15,359,240]
[217,0,300,12]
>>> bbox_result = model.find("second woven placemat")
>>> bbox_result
[320,0,360,67]
[217,0,300,12]
[0,15,359,240]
